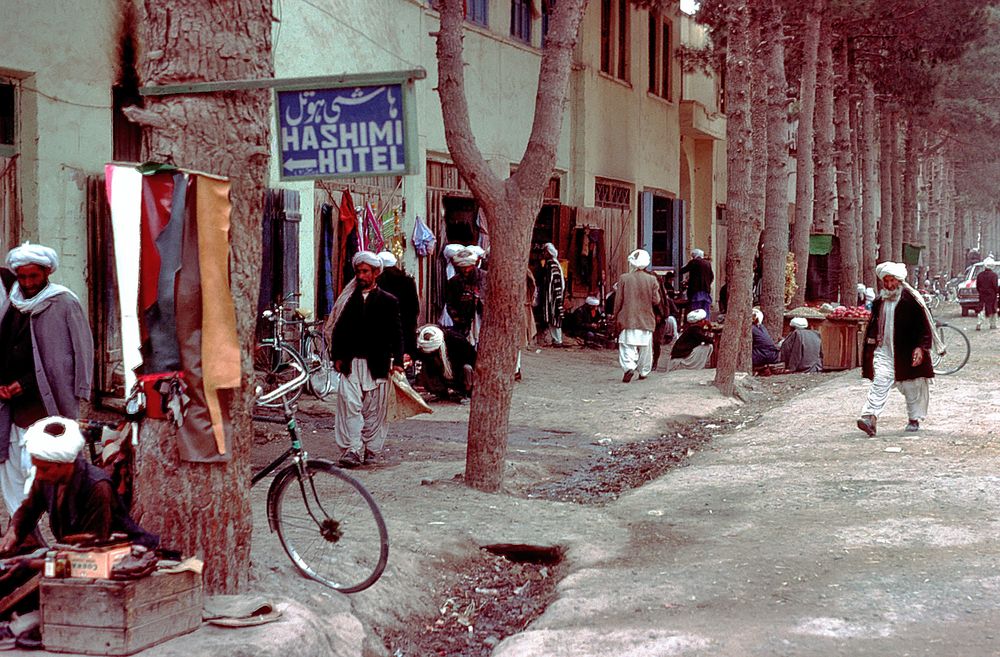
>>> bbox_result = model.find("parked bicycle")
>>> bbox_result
[254,295,336,407]
[253,377,389,593]
[932,319,970,375]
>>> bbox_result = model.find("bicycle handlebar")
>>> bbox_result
[255,359,308,406]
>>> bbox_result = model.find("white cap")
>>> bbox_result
[790,317,809,329]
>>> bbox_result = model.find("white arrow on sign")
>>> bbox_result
[283,157,318,172]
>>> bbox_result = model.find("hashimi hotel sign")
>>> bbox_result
[275,73,420,181]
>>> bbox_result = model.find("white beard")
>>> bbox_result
[880,287,901,302]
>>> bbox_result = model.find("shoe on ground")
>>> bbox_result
[638,374,648,380]
[14,625,42,651]
[0,622,15,651]
[905,419,920,432]
[363,447,381,464]
[856,415,877,437]
[337,450,363,469]
[622,369,636,383]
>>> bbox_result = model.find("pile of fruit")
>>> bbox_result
[828,305,871,321]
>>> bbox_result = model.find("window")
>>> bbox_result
[0,81,14,156]
[430,0,488,27]
[639,192,685,270]
[595,178,632,210]
[511,0,532,42]
[542,0,554,44]
[599,0,629,82]
[647,14,672,100]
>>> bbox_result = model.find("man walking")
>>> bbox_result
[680,248,714,315]
[329,251,404,467]
[857,261,942,436]
[976,257,998,331]
[0,243,93,516]
[614,249,661,382]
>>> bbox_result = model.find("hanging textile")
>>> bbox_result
[412,215,435,256]
[317,203,335,318]
[338,191,359,293]
[363,202,385,253]
[475,207,491,259]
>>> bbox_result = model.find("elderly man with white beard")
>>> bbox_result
[857,261,944,436]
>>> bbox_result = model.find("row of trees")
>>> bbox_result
[699,0,1000,394]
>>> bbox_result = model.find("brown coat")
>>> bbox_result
[613,270,661,333]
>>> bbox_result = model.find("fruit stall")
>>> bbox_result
[785,305,871,371]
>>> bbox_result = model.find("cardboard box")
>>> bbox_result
[60,544,132,580]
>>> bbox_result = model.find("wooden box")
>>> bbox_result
[41,570,202,655]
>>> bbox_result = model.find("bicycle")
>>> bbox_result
[254,295,336,407]
[252,378,389,593]
[932,319,970,375]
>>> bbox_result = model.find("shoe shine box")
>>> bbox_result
[59,544,132,579]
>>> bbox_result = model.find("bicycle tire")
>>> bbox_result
[302,332,336,399]
[932,323,970,375]
[253,342,306,408]
[268,459,389,593]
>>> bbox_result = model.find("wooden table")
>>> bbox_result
[818,318,866,370]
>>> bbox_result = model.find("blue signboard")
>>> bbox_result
[276,82,413,180]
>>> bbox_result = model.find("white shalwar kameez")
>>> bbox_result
[860,297,930,421]
[334,357,389,456]
[618,328,653,377]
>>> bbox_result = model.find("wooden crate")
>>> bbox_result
[41,570,202,655]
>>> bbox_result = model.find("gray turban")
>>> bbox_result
[6,242,59,272]
[691,248,704,259]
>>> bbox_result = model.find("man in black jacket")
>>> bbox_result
[857,261,938,436]
[377,251,420,358]
[331,251,404,467]
[976,257,998,331]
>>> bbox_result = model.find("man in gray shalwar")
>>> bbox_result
[0,243,93,515]
[779,317,823,373]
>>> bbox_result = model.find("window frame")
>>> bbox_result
[600,0,613,74]
[0,80,15,157]
[430,0,488,28]
[616,0,629,81]
[510,0,532,43]
[647,13,672,101]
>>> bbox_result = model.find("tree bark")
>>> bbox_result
[834,42,858,305]
[950,160,965,276]
[891,117,905,261]
[860,81,878,284]
[790,0,824,308]
[714,1,758,397]
[435,0,587,492]
[877,104,894,263]
[901,117,919,266]
[812,22,836,235]
[927,154,942,280]
[759,0,789,341]
[130,0,272,594]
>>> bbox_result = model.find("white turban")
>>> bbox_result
[985,257,997,269]
[865,287,876,301]
[543,243,558,259]
[416,324,452,380]
[856,283,866,293]
[875,261,907,281]
[585,296,600,307]
[691,248,704,259]
[752,308,764,325]
[467,245,486,259]
[628,249,651,270]
[687,309,707,323]
[443,244,465,261]
[452,248,479,268]
[790,317,808,329]
[352,251,383,271]
[24,417,84,463]
[6,242,59,273]
[377,251,398,268]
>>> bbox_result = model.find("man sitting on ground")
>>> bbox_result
[563,296,605,344]
[667,310,715,371]
[780,317,823,373]
[414,325,476,402]
[751,308,780,369]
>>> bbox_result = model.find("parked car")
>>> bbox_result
[958,261,987,316]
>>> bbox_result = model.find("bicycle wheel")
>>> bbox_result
[932,323,970,375]
[302,332,336,399]
[268,460,388,593]
[253,342,306,408]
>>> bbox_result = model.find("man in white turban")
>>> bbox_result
[329,251,404,467]
[414,324,477,402]
[751,308,780,369]
[680,247,714,315]
[857,261,941,435]
[613,250,661,382]
[0,417,158,556]
[377,251,419,360]
[666,309,715,371]
[534,243,565,346]
[0,242,93,516]
[446,248,487,346]
[780,317,823,373]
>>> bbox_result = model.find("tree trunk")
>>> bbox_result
[860,81,878,284]
[435,0,587,491]
[901,117,919,268]
[950,160,965,275]
[891,117,905,261]
[759,0,789,341]
[130,0,272,594]
[714,1,758,397]
[927,155,942,280]
[877,104,894,263]
[790,0,824,308]
[812,22,836,235]
[834,43,857,305]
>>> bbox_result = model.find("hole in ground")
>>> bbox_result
[481,543,563,565]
